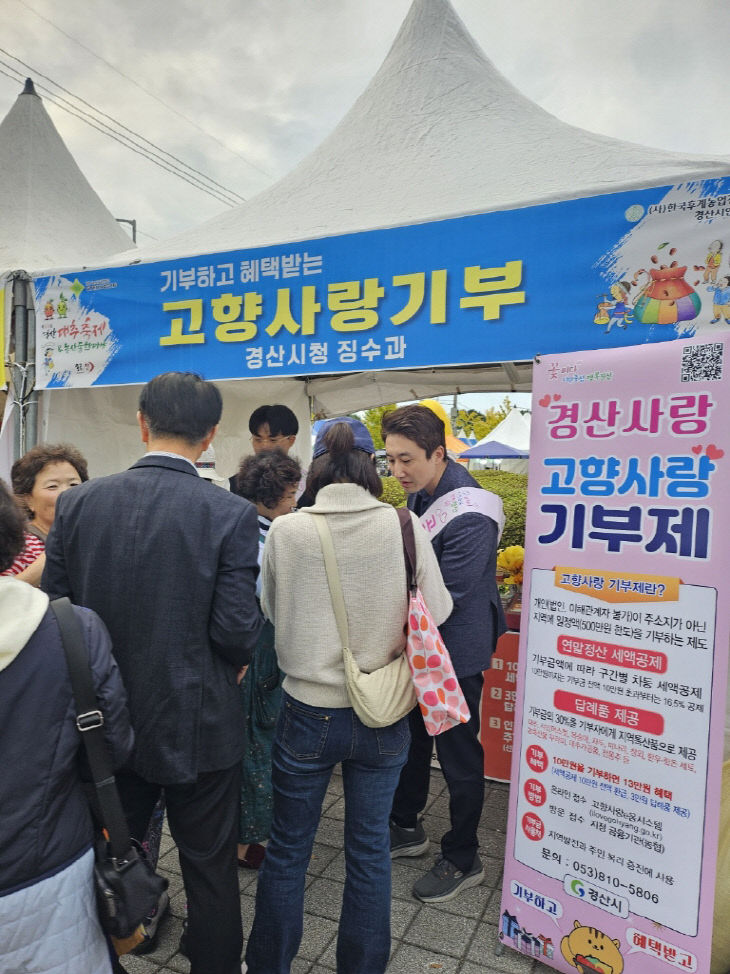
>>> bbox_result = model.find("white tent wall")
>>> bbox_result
[39,379,313,480]
[306,363,533,417]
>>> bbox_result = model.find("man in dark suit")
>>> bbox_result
[382,404,506,905]
[43,372,263,974]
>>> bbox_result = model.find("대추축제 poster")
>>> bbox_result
[499,336,730,974]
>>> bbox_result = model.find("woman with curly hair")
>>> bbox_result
[234,449,301,871]
[2,443,88,585]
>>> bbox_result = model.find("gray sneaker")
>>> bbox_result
[412,855,484,903]
[389,818,429,858]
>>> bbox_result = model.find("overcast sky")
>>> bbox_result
[1,0,729,251]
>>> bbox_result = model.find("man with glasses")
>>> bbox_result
[249,404,299,454]
[229,404,300,493]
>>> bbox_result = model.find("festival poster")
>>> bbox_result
[499,335,730,974]
[33,175,730,388]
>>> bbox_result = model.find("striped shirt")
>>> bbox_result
[255,515,272,598]
[2,532,45,576]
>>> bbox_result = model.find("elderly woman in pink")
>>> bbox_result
[2,443,88,585]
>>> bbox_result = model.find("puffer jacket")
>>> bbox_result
[0,578,134,973]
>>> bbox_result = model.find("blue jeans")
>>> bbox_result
[245,693,410,974]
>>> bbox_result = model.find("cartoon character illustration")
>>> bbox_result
[703,239,723,283]
[595,283,634,333]
[560,921,624,974]
[606,282,633,332]
[57,293,68,318]
[43,347,54,371]
[593,295,612,328]
[707,275,730,325]
[44,298,55,320]
[632,248,701,326]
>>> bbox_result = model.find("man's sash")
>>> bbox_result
[418,487,505,541]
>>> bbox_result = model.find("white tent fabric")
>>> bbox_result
[0,78,133,470]
[40,379,313,479]
[307,364,533,417]
[124,0,730,265]
[471,408,531,453]
[0,396,16,485]
[0,80,131,270]
[78,0,730,422]
[467,407,531,474]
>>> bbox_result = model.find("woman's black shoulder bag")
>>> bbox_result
[51,597,168,943]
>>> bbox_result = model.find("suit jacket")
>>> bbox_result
[43,454,263,784]
[408,458,506,677]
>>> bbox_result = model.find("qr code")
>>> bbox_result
[681,342,724,382]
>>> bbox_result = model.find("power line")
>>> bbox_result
[0,50,246,206]
[0,58,242,208]
[12,0,273,181]
[0,47,245,202]
[0,61,238,208]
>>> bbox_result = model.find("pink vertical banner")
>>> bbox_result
[500,336,730,974]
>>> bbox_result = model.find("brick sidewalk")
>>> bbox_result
[119,770,553,974]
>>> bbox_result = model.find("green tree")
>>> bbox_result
[454,396,516,440]
[454,408,483,437]
[358,404,397,449]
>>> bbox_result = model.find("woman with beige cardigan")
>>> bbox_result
[245,417,452,974]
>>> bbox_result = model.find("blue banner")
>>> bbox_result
[34,176,730,388]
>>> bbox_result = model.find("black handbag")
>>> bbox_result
[51,597,168,942]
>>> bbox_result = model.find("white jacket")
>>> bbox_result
[0,848,112,974]
[262,483,452,708]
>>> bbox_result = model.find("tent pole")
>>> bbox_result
[24,278,38,450]
[9,271,36,461]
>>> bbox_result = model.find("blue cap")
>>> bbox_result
[312,417,375,459]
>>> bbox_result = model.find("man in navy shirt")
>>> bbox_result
[383,404,506,903]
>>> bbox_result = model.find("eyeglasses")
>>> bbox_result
[251,434,288,446]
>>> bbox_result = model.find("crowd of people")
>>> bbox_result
[0,371,505,974]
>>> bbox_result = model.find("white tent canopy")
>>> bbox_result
[471,408,531,453]
[0,77,134,480]
[67,0,729,413]
[35,0,730,471]
[0,79,131,270]
[466,407,531,474]
[125,0,730,264]
[0,79,314,477]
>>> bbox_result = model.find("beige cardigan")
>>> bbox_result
[262,483,453,708]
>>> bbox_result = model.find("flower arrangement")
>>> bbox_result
[496,545,524,587]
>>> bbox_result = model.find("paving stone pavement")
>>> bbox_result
[118,769,554,974]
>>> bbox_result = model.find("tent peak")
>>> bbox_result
[0,72,132,267]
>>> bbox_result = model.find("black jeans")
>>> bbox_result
[391,672,484,872]
[116,764,242,974]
